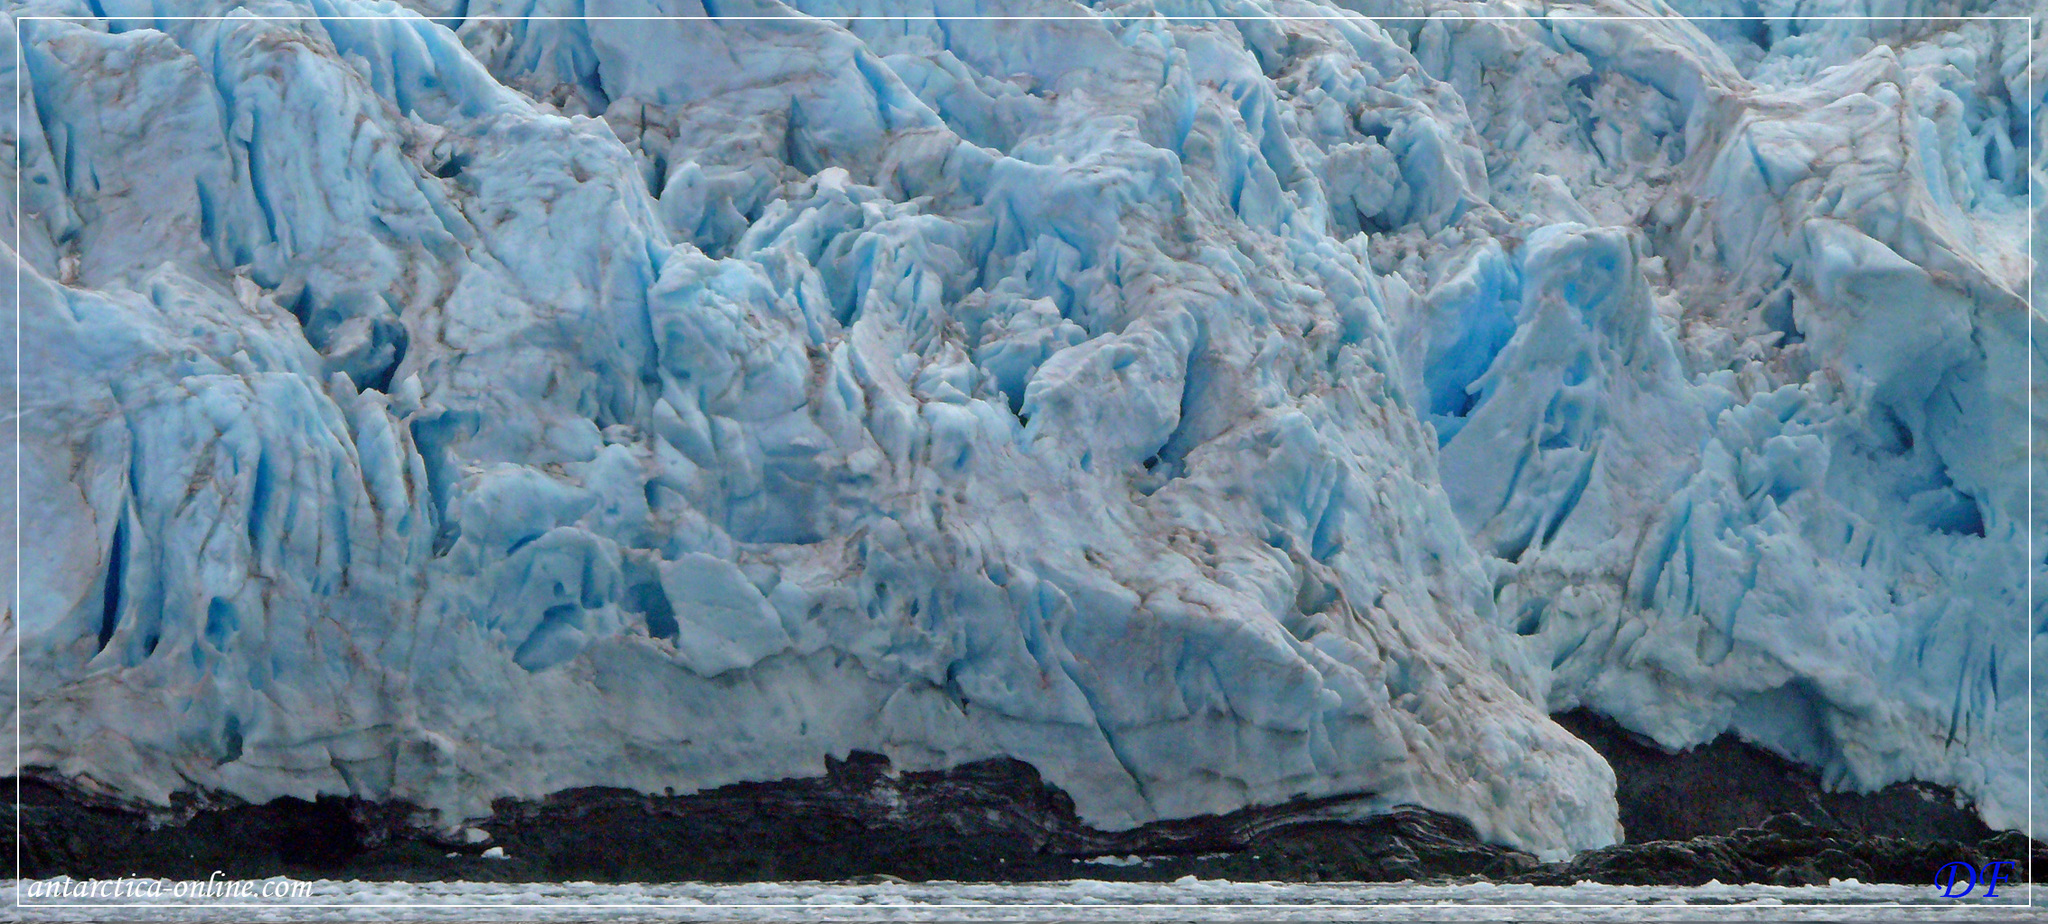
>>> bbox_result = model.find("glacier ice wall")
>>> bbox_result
[0,0,2037,857]
[1390,0,2040,835]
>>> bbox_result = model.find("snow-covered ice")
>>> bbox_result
[1,0,2039,861]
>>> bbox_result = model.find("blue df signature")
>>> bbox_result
[1936,860,2022,899]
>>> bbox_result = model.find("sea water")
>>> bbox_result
[5,878,2038,922]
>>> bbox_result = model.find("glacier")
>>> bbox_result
[0,0,2037,862]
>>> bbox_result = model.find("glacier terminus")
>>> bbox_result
[1,0,2040,867]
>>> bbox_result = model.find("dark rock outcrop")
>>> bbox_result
[1553,709,1999,845]
[8,755,1538,883]
[12,777,474,883]
[1542,709,2040,886]
[479,751,1540,883]
[10,714,2038,886]
[1514,813,2042,887]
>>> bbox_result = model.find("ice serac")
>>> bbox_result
[0,0,2033,860]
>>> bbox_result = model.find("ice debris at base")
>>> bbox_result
[0,0,2038,858]
[3,878,2032,923]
